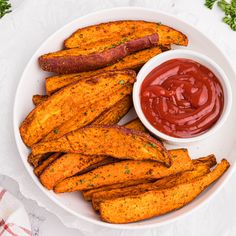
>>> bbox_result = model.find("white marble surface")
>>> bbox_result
[1,0,236,235]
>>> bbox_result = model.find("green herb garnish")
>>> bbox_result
[205,0,236,30]
[148,143,156,148]
[0,0,11,18]
[79,179,85,184]
[124,169,130,174]
[119,80,125,85]
[205,0,218,9]
[53,128,59,134]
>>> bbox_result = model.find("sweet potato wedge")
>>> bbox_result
[99,159,229,223]
[92,155,216,210]
[39,154,106,190]
[34,153,62,177]
[82,179,155,201]
[92,95,132,126]
[32,125,170,165]
[32,95,48,106]
[28,153,51,168]
[20,70,135,146]
[64,20,188,50]
[124,118,147,133]
[39,34,158,74]
[53,149,193,193]
[39,116,146,189]
[45,46,164,94]
[42,90,132,142]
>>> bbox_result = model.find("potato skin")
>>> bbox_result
[64,20,188,50]
[31,125,171,165]
[45,46,164,95]
[53,149,192,193]
[99,159,229,223]
[20,70,135,147]
[39,34,158,74]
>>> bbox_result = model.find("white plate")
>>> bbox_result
[13,7,236,229]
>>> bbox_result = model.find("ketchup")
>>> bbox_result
[140,58,224,138]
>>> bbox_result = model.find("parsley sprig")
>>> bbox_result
[0,0,11,18]
[205,0,236,31]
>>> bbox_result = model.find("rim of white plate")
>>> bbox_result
[13,7,236,230]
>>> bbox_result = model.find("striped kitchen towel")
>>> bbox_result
[0,187,32,236]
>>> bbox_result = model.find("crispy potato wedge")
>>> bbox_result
[53,149,193,193]
[92,95,132,126]
[28,153,51,168]
[39,116,147,189]
[92,155,215,210]
[64,20,188,50]
[39,34,158,74]
[99,159,230,223]
[40,154,106,190]
[82,179,155,201]
[124,118,147,133]
[32,95,48,106]
[42,90,132,142]
[45,47,164,94]
[20,70,135,147]
[32,125,170,165]
[77,157,118,176]
[34,153,62,177]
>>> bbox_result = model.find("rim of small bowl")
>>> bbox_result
[133,49,232,144]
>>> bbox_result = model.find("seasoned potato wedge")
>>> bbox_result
[34,153,62,177]
[92,95,132,126]
[32,125,170,165]
[45,47,164,94]
[92,155,216,210]
[20,70,135,146]
[99,159,229,223]
[53,149,193,193]
[40,154,106,190]
[82,179,155,201]
[42,91,132,141]
[39,34,158,74]
[64,20,188,49]
[32,95,48,106]
[39,117,148,189]
[124,118,147,133]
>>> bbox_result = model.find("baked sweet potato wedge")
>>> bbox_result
[39,116,147,189]
[92,155,216,210]
[53,149,193,193]
[32,95,48,106]
[82,179,155,201]
[124,118,147,133]
[34,153,62,177]
[32,125,170,165]
[99,159,229,223]
[20,70,135,146]
[28,153,51,168]
[64,20,188,50]
[41,90,132,142]
[40,154,106,190]
[39,34,158,74]
[45,46,164,94]
[92,95,132,126]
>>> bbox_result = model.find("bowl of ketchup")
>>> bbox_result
[133,49,232,143]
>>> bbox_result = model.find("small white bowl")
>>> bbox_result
[133,49,232,144]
